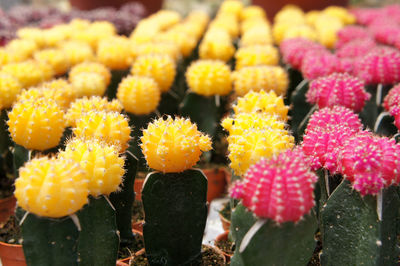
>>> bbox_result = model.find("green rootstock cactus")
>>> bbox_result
[320,180,400,266]
[142,169,208,266]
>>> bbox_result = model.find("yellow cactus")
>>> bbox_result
[6,39,38,61]
[15,157,89,218]
[241,17,270,34]
[7,98,65,150]
[131,41,181,62]
[70,72,107,98]
[33,48,70,76]
[59,138,125,196]
[17,85,74,111]
[186,60,232,96]
[232,66,289,96]
[219,0,244,17]
[69,62,111,86]
[58,41,95,66]
[209,14,239,39]
[150,10,182,30]
[283,25,318,42]
[1,60,48,88]
[274,5,305,24]
[73,111,131,152]
[323,6,356,25]
[199,29,235,62]
[0,73,22,110]
[97,36,132,70]
[71,21,116,49]
[66,96,122,127]
[221,112,287,136]
[140,116,212,173]
[131,54,176,93]
[16,27,45,47]
[235,45,279,70]
[117,75,161,115]
[154,30,197,57]
[305,10,321,25]
[233,90,289,121]
[226,127,294,176]
[240,25,273,47]
[272,22,293,44]
[241,6,267,21]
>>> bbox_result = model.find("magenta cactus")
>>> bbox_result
[280,38,326,70]
[337,58,355,75]
[336,38,376,59]
[305,106,363,135]
[301,51,341,80]
[230,148,318,223]
[354,46,400,85]
[335,26,372,49]
[383,83,400,115]
[339,132,400,195]
[306,73,371,112]
[369,24,400,46]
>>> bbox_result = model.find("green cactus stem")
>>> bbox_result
[289,80,311,143]
[106,69,130,100]
[109,151,138,245]
[320,179,400,265]
[373,112,397,137]
[285,67,304,106]
[239,213,317,266]
[77,196,119,266]
[360,84,391,130]
[229,203,257,266]
[20,209,79,266]
[142,169,208,265]
[0,109,11,155]
[12,144,30,178]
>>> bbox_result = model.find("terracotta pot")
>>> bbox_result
[219,213,231,232]
[134,177,145,201]
[0,196,16,224]
[252,0,348,18]
[0,241,26,266]
[132,220,143,233]
[214,231,233,263]
[116,229,144,266]
[69,0,162,15]
[202,168,228,203]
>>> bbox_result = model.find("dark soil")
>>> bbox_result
[129,245,225,265]
[118,232,145,260]
[308,231,322,266]
[215,237,235,256]
[219,202,231,221]
[0,215,22,244]
[132,200,144,222]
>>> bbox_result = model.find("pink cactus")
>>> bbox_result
[302,124,358,173]
[354,46,400,85]
[369,24,400,46]
[337,58,355,75]
[339,132,400,195]
[230,148,318,223]
[301,51,341,80]
[351,8,382,25]
[336,38,376,59]
[306,73,370,112]
[280,38,326,70]
[335,26,372,49]
[305,106,363,135]
[383,84,400,115]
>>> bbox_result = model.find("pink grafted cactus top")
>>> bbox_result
[336,39,376,59]
[280,38,326,70]
[335,26,372,49]
[230,148,318,223]
[301,51,341,80]
[306,73,370,112]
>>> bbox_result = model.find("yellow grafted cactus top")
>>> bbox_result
[0,73,22,110]
[154,30,197,58]
[131,42,181,62]
[70,72,107,98]
[41,79,76,107]
[15,157,89,218]
[199,29,235,62]
[209,14,239,39]
[240,25,273,47]
[7,98,65,151]
[97,36,132,70]
[59,138,125,196]
[235,45,280,70]
[313,14,344,49]
[6,38,38,61]
[241,17,270,34]
[131,54,176,93]
[140,116,212,173]
[283,25,318,42]
[70,21,116,49]
[233,90,289,121]
[58,41,95,66]
[117,75,161,115]
[222,113,294,176]
[186,60,232,96]
[274,5,305,24]
[17,27,45,48]
[17,85,74,111]
[66,96,123,127]
[219,0,244,18]
[240,6,267,21]
[73,111,131,152]
[33,48,70,76]
[1,60,48,88]
[69,62,111,86]
[323,6,356,25]
[232,66,289,96]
